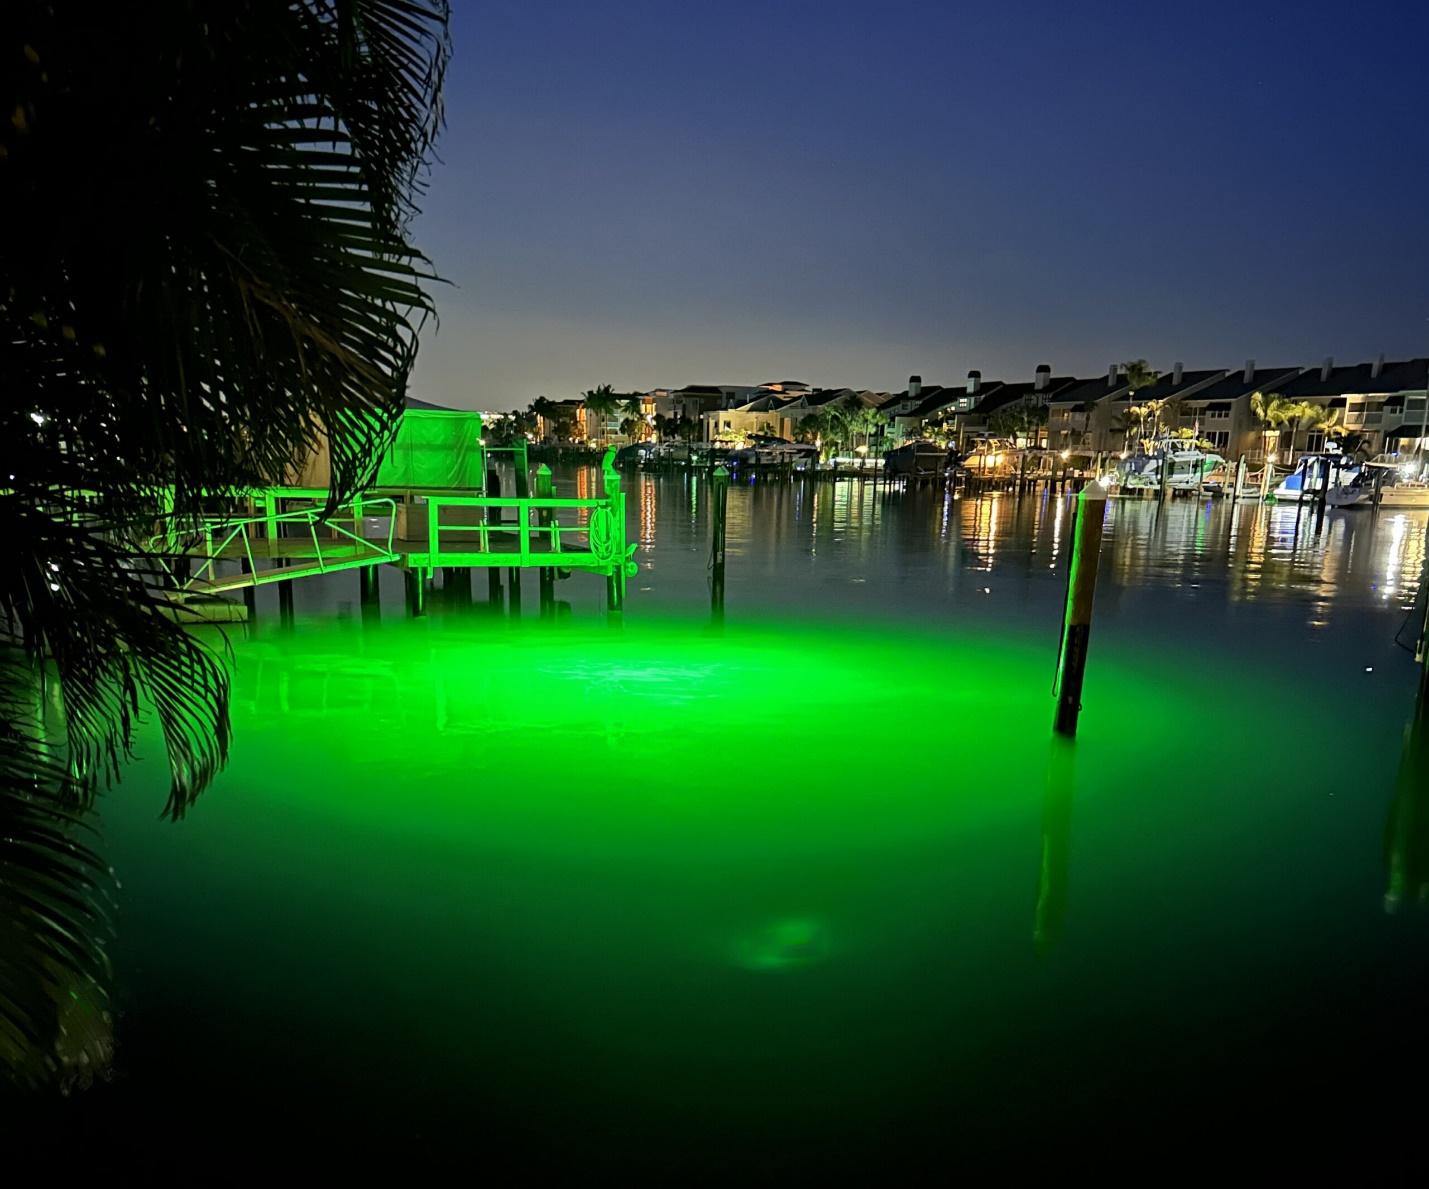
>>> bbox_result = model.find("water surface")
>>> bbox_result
[11,472,1429,1179]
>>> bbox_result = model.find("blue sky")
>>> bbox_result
[409,0,1429,409]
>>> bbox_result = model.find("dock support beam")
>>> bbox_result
[405,569,426,617]
[487,569,502,610]
[508,568,522,618]
[1231,454,1245,504]
[359,565,380,623]
[711,465,729,620]
[278,576,295,628]
[1053,484,1108,738]
[241,558,257,621]
[536,464,557,617]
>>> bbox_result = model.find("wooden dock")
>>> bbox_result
[154,446,638,618]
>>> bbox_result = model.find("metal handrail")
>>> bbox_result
[150,496,396,591]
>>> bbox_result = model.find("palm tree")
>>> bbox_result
[1112,405,1149,453]
[651,413,670,443]
[619,396,647,442]
[1121,359,1159,394]
[1281,400,1327,460]
[1,0,449,1084]
[581,384,619,445]
[1250,391,1293,463]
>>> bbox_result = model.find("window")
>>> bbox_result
[1204,431,1229,449]
[1208,407,1229,420]
[1305,432,1325,452]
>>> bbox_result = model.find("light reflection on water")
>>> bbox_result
[554,467,1425,641]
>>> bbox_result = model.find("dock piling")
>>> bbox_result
[278,576,295,628]
[404,569,427,617]
[1052,483,1108,738]
[536,464,556,616]
[711,465,729,618]
[241,558,257,620]
[359,565,380,622]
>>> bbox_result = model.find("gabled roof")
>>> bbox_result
[1178,367,1303,404]
[910,387,978,419]
[972,376,1077,416]
[805,388,859,408]
[1108,369,1226,404]
[1277,359,1429,398]
[879,385,945,413]
[1048,375,1132,407]
[675,384,724,395]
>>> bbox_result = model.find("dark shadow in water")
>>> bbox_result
[1034,737,1075,954]
[1385,686,1429,912]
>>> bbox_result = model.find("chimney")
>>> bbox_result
[1034,364,1051,392]
[966,369,981,394]
[1172,361,1183,385]
[908,374,922,398]
[1372,352,1385,378]
[1243,359,1255,384]
[1107,364,1118,388]
[1321,356,1333,381]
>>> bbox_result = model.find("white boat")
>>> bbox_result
[1115,440,1224,490]
[1272,454,1360,502]
[1326,455,1429,508]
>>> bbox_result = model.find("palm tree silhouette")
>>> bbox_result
[1,0,449,1084]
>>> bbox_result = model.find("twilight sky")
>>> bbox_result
[409,0,1429,410]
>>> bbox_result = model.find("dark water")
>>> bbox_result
[8,471,1429,1181]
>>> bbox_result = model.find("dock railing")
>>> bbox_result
[150,495,399,597]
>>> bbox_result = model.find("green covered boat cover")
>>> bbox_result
[375,409,485,489]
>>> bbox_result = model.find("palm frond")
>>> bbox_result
[0,662,113,1089]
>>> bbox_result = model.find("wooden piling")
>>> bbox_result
[711,465,729,617]
[359,565,380,622]
[536,463,556,615]
[404,568,426,617]
[1231,454,1245,504]
[241,558,257,619]
[278,576,295,627]
[1053,484,1108,738]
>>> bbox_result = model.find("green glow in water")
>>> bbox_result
[92,612,1412,1168]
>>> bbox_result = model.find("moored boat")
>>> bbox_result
[1326,454,1429,508]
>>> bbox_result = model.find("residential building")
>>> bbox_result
[1096,364,1226,454]
[1169,362,1305,460]
[1046,367,1133,452]
[960,365,1077,447]
[1276,356,1429,457]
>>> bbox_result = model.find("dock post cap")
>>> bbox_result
[713,466,730,480]
[537,463,552,475]
[1080,482,1110,503]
